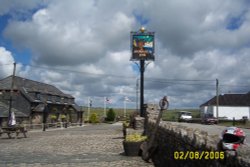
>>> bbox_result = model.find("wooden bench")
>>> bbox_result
[0,126,27,139]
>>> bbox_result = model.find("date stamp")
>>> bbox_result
[174,151,225,160]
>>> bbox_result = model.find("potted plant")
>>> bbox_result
[60,114,66,122]
[123,133,147,156]
[50,115,57,123]
[122,121,129,138]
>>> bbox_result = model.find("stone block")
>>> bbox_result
[134,116,145,130]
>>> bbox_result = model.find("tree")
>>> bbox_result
[106,108,116,122]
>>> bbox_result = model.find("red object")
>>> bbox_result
[221,127,246,151]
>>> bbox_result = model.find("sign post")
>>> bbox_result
[130,27,155,117]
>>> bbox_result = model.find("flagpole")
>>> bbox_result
[104,97,106,117]
[87,97,90,121]
[124,100,127,118]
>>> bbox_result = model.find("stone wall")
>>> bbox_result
[145,104,250,167]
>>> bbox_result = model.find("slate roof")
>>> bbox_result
[200,92,250,107]
[33,103,46,112]
[0,101,28,117]
[0,76,81,112]
[0,75,73,98]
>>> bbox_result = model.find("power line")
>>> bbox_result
[0,63,13,66]
[20,63,136,79]
[145,77,214,82]
[11,63,250,88]
[220,84,250,88]
[147,82,214,87]
[24,64,250,87]
[145,76,215,86]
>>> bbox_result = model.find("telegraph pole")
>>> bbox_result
[216,79,219,119]
[8,62,16,126]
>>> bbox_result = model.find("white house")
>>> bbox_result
[200,92,250,120]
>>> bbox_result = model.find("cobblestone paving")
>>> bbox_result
[0,123,153,167]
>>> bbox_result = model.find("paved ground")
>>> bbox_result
[0,123,153,167]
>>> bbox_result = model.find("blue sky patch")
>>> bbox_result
[226,12,245,30]
[133,11,149,26]
[0,7,43,65]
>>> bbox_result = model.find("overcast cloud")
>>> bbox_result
[1,0,250,108]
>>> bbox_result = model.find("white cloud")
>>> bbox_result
[1,0,250,108]
[0,47,15,77]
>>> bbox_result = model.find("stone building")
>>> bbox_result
[0,75,83,126]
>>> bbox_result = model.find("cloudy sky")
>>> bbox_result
[1,0,250,109]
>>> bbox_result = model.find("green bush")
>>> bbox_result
[89,113,99,123]
[50,115,57,120]
[106,108,116,122]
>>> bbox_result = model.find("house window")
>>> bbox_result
[47,95,52,101]
[35,92,41,100]
[70,98,74,104]
[56,96,60,102]
[61,97,65,103]
[64,98,68,104]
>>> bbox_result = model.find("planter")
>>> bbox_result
[123,141,142,156]
[123,127,127,138]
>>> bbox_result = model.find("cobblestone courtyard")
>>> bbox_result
[0,123,153,167]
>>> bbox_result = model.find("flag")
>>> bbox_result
[124,96,131,102]
[106,97,112,104]
[89,99,92,107]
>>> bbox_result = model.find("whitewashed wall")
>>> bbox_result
[212,106,249,120]
[200,106,250,120]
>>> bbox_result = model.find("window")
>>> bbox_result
[64,98,68,104]
[47,94,52,101]
[35,92,41,100]
[70,98,75,104]
[61,97,64,103]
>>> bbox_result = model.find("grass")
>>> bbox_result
[162,109,200,121]
[82,107,201,122]
[81,107,250,128]
[218,120,250,128]
[82,107,136,120]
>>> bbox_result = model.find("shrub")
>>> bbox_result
[89,113,99,123]
[106,108,116,122]
[123,121,130,128]
[50,115,57,120]
[125,133,147,142]
[60,114,66,119]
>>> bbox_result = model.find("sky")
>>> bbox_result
[0,0,250,109]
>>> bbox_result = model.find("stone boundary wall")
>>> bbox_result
[145,104,250,167]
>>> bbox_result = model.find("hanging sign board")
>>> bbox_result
[130,31,155,61]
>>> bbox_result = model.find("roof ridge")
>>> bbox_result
[201,92,250,107]
[1,75,59,88]
[12,75,60,88]
[1,75,72,97]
